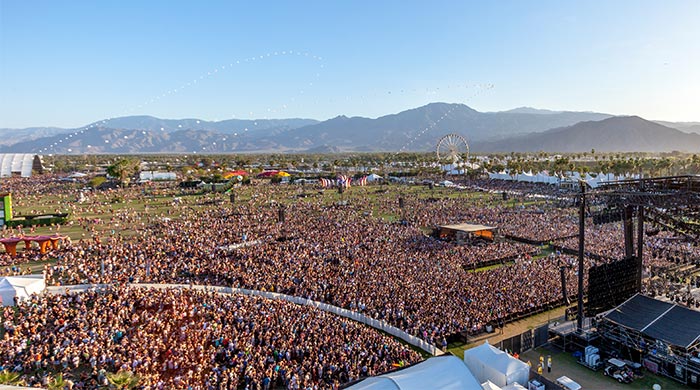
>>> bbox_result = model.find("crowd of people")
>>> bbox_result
[36,183,586,347]
[0,175,696,388]
[1,286,421,389]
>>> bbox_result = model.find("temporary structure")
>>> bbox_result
[481,381,502,390]
[463,341,530,388]
[0,275,46,306]
[366,173,383,182]
[347,355,481,390]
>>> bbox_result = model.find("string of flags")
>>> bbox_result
[37,51,325,155]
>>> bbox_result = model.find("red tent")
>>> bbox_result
[257,171,279,178]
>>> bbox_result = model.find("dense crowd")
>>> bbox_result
[0,175,695,388]
[1,287,420,389]
[39,186,584,346]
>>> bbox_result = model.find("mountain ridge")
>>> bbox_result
[2,104,698,154]
[474,116,700,153]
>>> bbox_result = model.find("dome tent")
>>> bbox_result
[347,355,481,390]
[0,275,46,306]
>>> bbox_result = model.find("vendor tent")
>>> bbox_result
[0,275,46,306]
[257,170,279,177]
[223,170,249,179]
[366,173,383,182]
[463,342,529,388]
[347,355,481,390]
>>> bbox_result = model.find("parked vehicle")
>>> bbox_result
[603,358,634,384]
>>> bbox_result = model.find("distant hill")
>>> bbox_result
[655,121,700,134]
[1,103,616,153]
[498,107,563,115]
[474,116,700,153]
[0,127,72,146]
[251,103,613,151]
[0,116,318,150]
[92,116,319,134]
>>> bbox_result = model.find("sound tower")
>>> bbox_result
[230,193,235,204]
[398,197,405,209]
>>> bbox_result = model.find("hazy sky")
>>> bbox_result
[1,0,698,128]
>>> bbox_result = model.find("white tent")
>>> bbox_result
[482,381,502,390]
[0,275,46,306]
[367,173,383,182]
[348,355,482,390]
[463,342,530,388]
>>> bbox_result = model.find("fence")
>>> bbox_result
[492,324,550,355]
[46,283,443,356]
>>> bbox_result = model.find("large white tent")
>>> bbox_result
[0,275,46,306]
[0,154,39,178]
[463,342,530,388]
[487,170,641,189]
[347,355,482,390]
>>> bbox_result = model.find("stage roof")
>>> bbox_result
[439,223,497,233]
[604,294,700,349]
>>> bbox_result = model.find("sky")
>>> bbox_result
[1,0,699,128]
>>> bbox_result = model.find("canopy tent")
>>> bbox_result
[223,170,249,179]
[604,294,700,349]
[487,170,644,188]
[463,342,530,388]
[366,173,383,182]
[347,355,481,390]
[257,170,279,178]
[0,275,46,306]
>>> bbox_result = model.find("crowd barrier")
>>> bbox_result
[549,243,616,262]
[46,283,443,356]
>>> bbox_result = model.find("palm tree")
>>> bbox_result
[106,158,140,186]
[0,370,24,385]
[107,371,141,389]
[47,373,67,390]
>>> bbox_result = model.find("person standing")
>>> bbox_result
[547,355,552,373]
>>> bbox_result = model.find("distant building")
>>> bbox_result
[139,171,177,182]
[0,154,43,177]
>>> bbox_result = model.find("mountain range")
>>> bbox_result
[474,116,700,153]
[1,103,698,154]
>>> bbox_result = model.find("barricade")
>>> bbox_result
[45,283,443,356]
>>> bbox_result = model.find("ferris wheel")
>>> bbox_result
[436,133,469,165]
